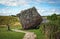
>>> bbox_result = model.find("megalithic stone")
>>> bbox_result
[17,7,43,29]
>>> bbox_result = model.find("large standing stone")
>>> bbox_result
[17,7,42,29]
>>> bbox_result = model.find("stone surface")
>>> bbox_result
[17,7,42,29]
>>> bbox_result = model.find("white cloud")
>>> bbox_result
[36,0,50,2]
[36,0,60,3]
[0,0,29,6]
[0,7,19,16]
[37,8,60,16]
[0,0,60,6]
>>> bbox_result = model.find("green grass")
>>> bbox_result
[0,23,45,39]
[26,29,45,39]
[22,25,45,39]
[10,25,22,29]
[0,32,25,39]
[0,27,25,39]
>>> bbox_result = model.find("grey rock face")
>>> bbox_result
[17,7,42,29]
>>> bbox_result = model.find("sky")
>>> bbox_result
[0,0,60,16]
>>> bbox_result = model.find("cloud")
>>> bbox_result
[0,0,29,6]
[0,0,60,16]
[0,0,60,6]
[36,0,60,3]
[0,7,19,16]
[37,8,60,16]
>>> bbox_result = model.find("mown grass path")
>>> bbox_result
[12,29,36,39]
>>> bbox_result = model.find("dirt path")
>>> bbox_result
[12,29,36,39]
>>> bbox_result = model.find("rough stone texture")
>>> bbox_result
[17,7,42,29]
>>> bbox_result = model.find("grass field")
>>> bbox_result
[0,26,25,39]
[0,25,45,39]
[27,29,45,39]
[0,16,25,39]
[21,24,45,39]
[0,16,45,39]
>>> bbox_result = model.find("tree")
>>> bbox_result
[51,14,57,21]
[0,16,17,31]
[47,14,60,39]
[47,13,57,21]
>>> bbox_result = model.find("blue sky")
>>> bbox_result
[0,0,60,16]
